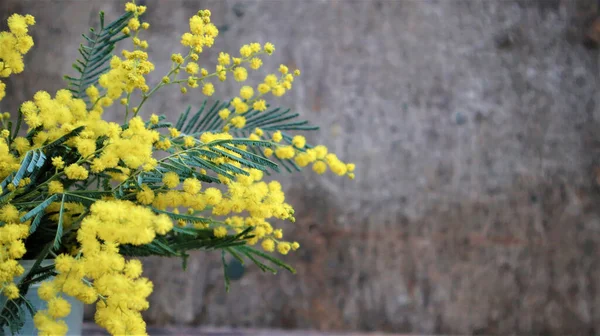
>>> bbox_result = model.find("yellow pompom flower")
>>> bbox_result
[218,52,230,65]
[240,86,254,99]
[249,42,261,53]
[86,85,100,101]
[312,161,327,174]
[188,77,199,88]
[8,241,26,258]
[162,172,179,188]
[294,153,311,167]
[154,214,173,235]
[128,17,140,31]
[0,82,6,102]
[314,145,328,159]
[233,67,248,82]
[263,42,275,55]
[232,98,248,114]
[272,85,285,97]
[230,116,246,128]
[125,2,137,12]
[48,297,71,319]
[169,127,181,137]
[76,138,96,157]
[257,83,270,95]
[240,45,252,57]
[48,181,64,194]
[203,188,222,205]
[34,312,68,335]
[279,64,288,74]
[124,259,143,278]
[277,242,291,255]
[252,100,267,112]
[12,137,30,154]
[218,108,230,120]
[275,146,295,159]
[249,58,262,70]
[38,282,57,301]
[261,239,275,252]
[202,83,215,96]
[64,164,89,180]
[51,157,65,169]
[272,131,282,142]
[182,178,201,194]
[292,135,306,148]
[8,14,29,37]
[136,185,155,204]
[264,74,278,87]
[183,136,195,147]
[185,62,199,74]
[214,226,228,238]
[171,53,184,64]
[2,283,19,299]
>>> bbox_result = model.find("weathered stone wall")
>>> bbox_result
[2,0,600,334]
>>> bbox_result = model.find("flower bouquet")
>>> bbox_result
[0,2,354,335]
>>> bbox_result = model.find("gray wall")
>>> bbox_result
[2,0,600,334]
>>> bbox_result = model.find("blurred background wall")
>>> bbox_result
[2,0,600,334]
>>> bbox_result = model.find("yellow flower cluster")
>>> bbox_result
[258,130,355,179]
[181,10,218,53]
[34,200,173,336]
[212,175,300,253]
[0,204,29,300]
[99,51,154,97]
[45,202,85,229]
[218,62,300,130]
[0,135,20,180]
[0,14,35,102]
[0,3,356,336]
[89,116,159,174]
[20,89,105,147]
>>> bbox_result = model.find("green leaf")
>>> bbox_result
[176,106,192,130]
[11,109,23,141]
[28,212,44,234]
[187,156,235,180]
[20,194,58,223]
[221,250,231,292]
[194,100,223,132]
[208,146,273,172]
[236,245,296,274]
[54,194,66,250]
[150,207,215,224]
[219,143,279,170]
[184,100,208,133]
[12,151,33,187]
[65,11,134,101]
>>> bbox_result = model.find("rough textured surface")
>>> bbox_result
[2,0,600,334]
[82,322,403,336]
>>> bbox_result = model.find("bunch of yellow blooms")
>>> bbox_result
[0,2,354,335]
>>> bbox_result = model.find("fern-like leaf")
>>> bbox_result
[64,11,133,101]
